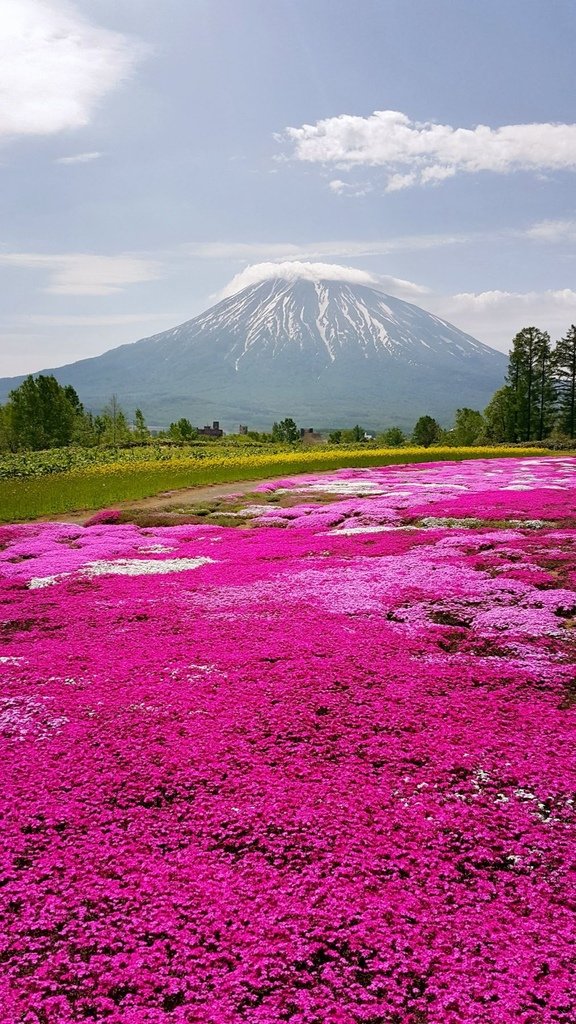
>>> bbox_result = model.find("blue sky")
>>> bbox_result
[1,0,576,375]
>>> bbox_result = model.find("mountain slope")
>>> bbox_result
[0,278,507,429]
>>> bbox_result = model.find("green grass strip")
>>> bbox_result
[0,446,564,523]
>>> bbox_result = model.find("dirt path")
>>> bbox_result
[46,476,291,525]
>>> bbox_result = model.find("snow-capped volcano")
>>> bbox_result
[188,276,496,369]
[0,271,507,429]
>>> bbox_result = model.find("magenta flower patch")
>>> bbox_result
[1,457,575,1023]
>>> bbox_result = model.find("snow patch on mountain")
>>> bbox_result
[181,275,501,369]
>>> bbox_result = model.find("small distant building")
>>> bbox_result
[300,427,324,446]
[197,420,224,438]
[238,424,248,435]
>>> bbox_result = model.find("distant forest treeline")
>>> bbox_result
[1,324,575,453]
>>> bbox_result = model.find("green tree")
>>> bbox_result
[412,415,442,448]
[96,395,131,445]
[506,327,554,441]
[0,403,13,451]
[63,385,84,416]
[554,324,576,438]
[133,408,150,441]
[7,374,80,449]
[450,408,485,446]
[71,410,98,447]
[483,386,517,443]
[378,426,406,447]
[168,418,197,442]
[271,418,300,443]
[328,429,342,444]
[341,425,365,443]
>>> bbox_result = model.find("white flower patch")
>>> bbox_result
[206,508,267,518]
[374,490,413,498]
[282,481,384,495]
[416,482,469,490]
[137,544,175,554]
[328,524,403,536]
[82,556,215,578]
[0,696,69,741]
[29,556,215,588]
[508,519,547,529]
[0,656,23,665]
[29,573,69,590]
[237,505,278,516]
[419,517,483,529]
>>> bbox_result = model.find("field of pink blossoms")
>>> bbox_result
[1,456,576,1024]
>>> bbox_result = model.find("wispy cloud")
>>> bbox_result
[182,232,467,261]
[0,0,145,139]
[283,109,576,190]
[441,288,576,313]
[524,219,576,242]
[328,179,373,198]
[0,252,163,295]
[55,152,102,165]
[426,289,576,351]
[20,314,175,328]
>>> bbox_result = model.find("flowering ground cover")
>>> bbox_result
[1,456,575,1024]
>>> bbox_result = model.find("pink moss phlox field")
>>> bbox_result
[1,458,576,1023]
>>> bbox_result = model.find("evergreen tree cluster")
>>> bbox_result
[485,324,576,443]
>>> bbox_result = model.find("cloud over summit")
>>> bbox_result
[220,261,379,297]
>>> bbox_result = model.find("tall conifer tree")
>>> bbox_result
[506,327,553,441]
[554,325,576,438]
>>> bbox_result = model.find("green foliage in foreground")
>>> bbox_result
[0,446,562,523]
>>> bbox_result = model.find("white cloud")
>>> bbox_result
[183,232,466,262]
[284,109,576,189]
[21,313,175,328]
[0,252,163,295]
[426,289,576,352]
[220,261,378,297]
[219,260,429,300]
[524,219,576,242]
[380,276,430,298]
[329,179,372,197]
[385,172,417,192]
[0,0,144,139]
[55,151,102,165]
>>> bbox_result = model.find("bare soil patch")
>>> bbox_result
[44,478,343,528]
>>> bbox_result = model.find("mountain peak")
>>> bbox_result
[186,274,499,369]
